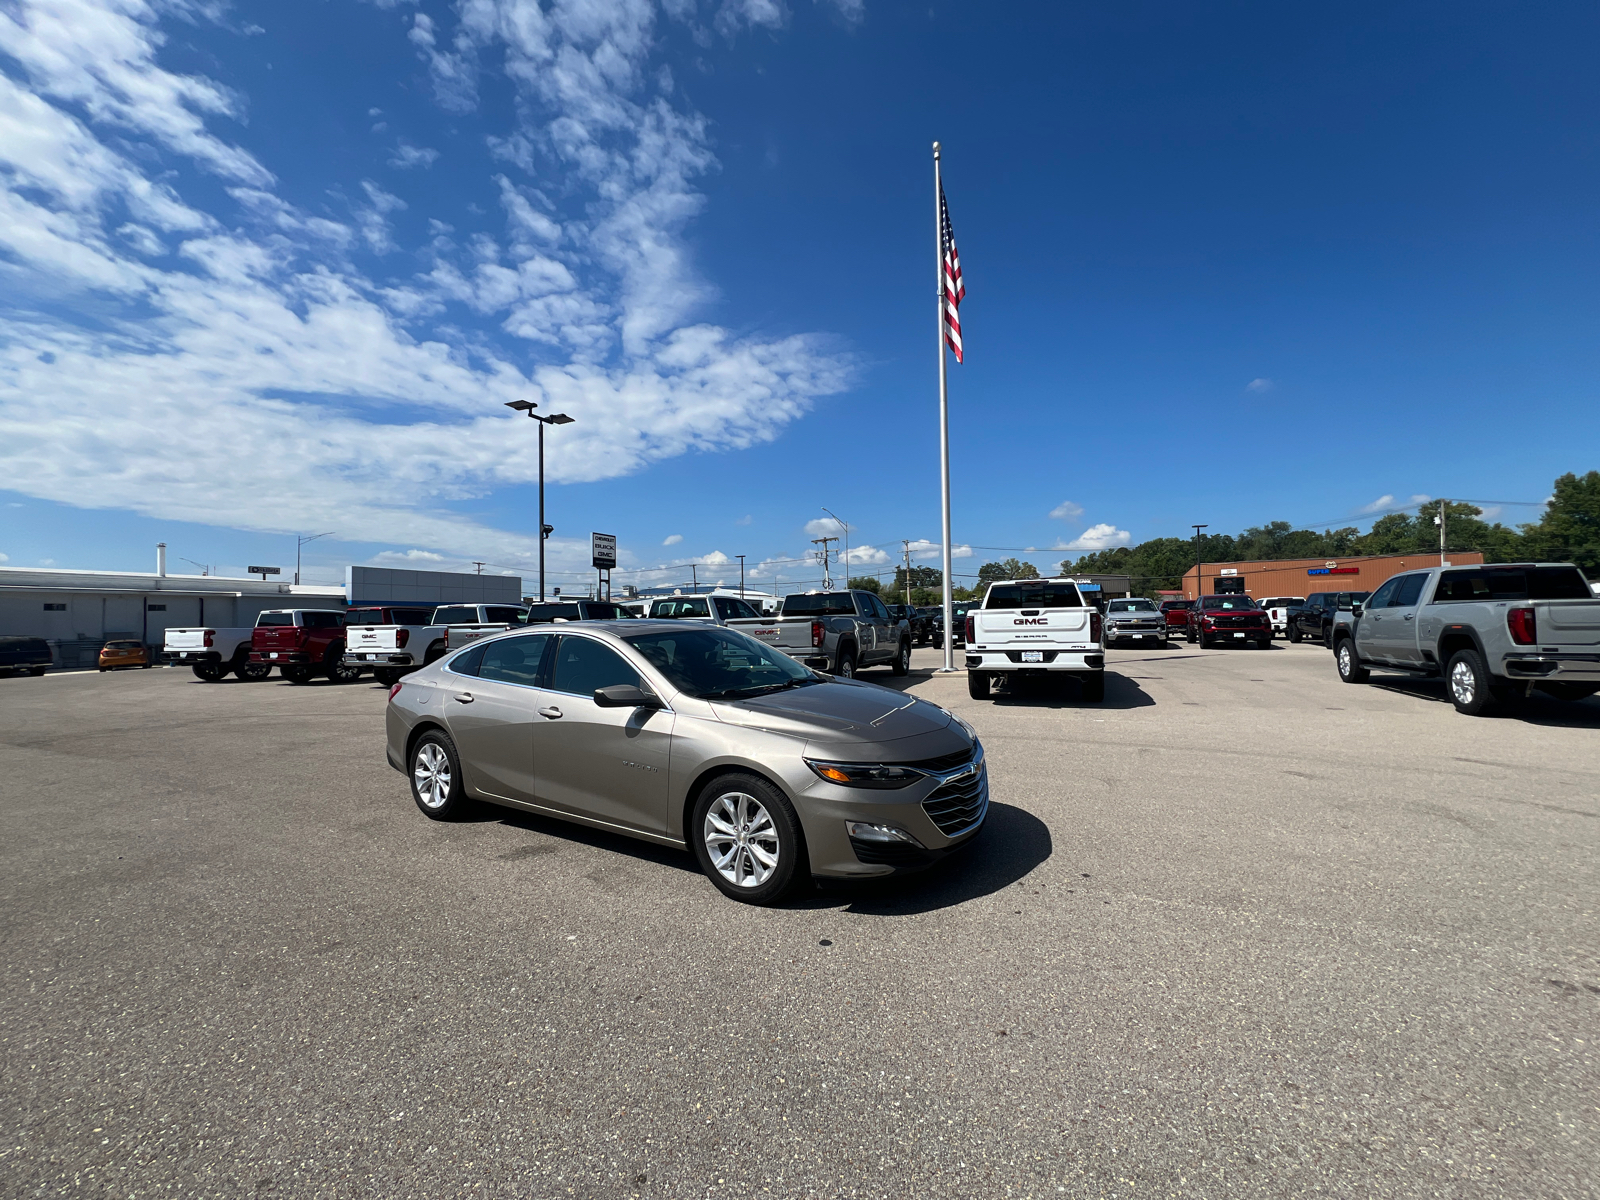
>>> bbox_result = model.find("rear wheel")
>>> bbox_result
[891,639,911,676]
[967,670,990,699]
[410,730,471,819]
[1446,649,1496,716]
[1287,625,1302,644]
[235,662,270,681]
[1079,673,1105,703]
[375,667,405,687]
[691,773,804,905]
[283,665,315,684]
[327,661,363,684]
[833,647,857,679]
[192,662,227,682]
[1335,638,1370,683]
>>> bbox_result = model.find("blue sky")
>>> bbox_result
[1,1,1595,592]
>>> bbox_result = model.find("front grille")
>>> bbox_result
[922,771,988,837]
[1004,650,1060,663]
[1111,620,1160,630]
[1212,615,1266,628]
[902,747,977,773]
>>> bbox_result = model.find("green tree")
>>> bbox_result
[1521,471,1600,573]
[893,565,943,593]
[846,575,882,594]
[977,558,1039,586]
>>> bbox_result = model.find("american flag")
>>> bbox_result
[939,181,965,363]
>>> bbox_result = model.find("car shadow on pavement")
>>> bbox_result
[808,801,1052,916]
[989,672,1155,710]
[464,806,704,874]
[1372,678,1600,727]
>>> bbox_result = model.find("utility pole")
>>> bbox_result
[1436,499,1447,566]
[691,563,698,591]
[296,532,333,586]
[736,555,745,597]
[812,536,838,589]
[1191,525,1208,601]
[821,508,848,583]
[902,540,914,607]
[472,561,485,575]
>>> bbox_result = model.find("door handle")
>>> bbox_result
[538,706,563,719]
[453,692,474,703]
[1403,613,1414,620]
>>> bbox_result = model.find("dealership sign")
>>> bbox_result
[591,532,617,570]
[1307,566,1360,576]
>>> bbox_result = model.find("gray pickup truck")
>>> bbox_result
[1330,562,1600,714]
[726,589,911,678]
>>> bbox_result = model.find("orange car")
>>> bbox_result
[98,640,151,671]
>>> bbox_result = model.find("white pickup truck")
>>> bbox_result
[963,577,1105,702]
[162,627,270,681]
[341,605,451,687]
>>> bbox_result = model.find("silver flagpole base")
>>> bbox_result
[934,666,960,673]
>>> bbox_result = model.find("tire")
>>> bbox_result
[327,661,363,684]
[833,647,857,679]
[282,665,315,685]
[1079,673,1105,703]
[409,729,472,820]
[691,772,805,905]
[192,662,227,682]
[1446,649,1496,716]
[423,641,446,666]
[1335,638,1370,683]
[1287,625,1302,644]
[235,662,271,681]
[967,670,990,699]
[1323,627,1334,650]
[375,668,405,687]
[98,668,107,673]
[891,640,911,676]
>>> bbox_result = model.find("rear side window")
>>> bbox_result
[486,606,527,623]
[447,642,489,677]
[549,637,641,697]
[1392,574,1427,606]
[1433,566,1592,602]
[256,612,295,627]
[477,635,550,686]
[985,582,1084,609]
[782,593,857,616]
[433,606,481,625]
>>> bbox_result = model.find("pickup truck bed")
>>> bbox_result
[164,627,270,681]
[727,590,910,679]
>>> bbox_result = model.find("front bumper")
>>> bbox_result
[963,650,1103,672]
[1105,624,1165,643]
[1501,653,1600,682]
[1195,625,1270,641]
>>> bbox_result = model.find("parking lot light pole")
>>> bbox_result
[505,401,574,601]
[1191,524,1208,601]
[736,555,745,598]
[296,532,333,586]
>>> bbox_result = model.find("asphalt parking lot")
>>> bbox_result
[3,642,1597,1199]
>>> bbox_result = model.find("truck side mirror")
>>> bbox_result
[1350,602,1364,616]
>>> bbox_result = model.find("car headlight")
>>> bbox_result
[805,759,924,789]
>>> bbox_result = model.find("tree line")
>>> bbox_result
[851,471,1599,603]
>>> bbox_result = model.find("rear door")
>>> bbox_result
[443,634,547,802]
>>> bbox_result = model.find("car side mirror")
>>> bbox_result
[593,683,662,709]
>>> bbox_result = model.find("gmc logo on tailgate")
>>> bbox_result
[1013,618,1048,625]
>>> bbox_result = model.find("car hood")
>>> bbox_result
[711,678,954,740]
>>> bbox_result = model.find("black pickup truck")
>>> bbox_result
[885,603,933,646]
[1287,591,1371,647]
[0,636,52,677]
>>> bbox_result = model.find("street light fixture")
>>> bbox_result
[505,401,576,601]
[296,531,333,586]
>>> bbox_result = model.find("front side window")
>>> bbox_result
[865,595,890,619]
[477,635,550,686]
[550,637,642,697]
[1365,579,1400,609]
[625,627,813,699]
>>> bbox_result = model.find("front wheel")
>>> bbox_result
[235,662,271,681]
[1335,638,1370,683]
[967,670,990,700]
[1079,673,1105,703]
[1287,625,1302,643]
[1446,649,1497,716]
[891,640,911,676]
[833,648,857,679]
[410,730,472,819]
[691,773,804,905]
[282,665,315,685]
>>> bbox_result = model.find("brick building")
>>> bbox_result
[1179,552,1486,601]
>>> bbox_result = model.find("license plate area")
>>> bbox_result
[1020,651,1043,662]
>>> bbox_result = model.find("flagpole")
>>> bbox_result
[934,141,956,673]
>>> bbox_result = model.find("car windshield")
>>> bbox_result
[624,627,818,699]
[985,581,1084,608]
[1107,600,1157,613]
[1199,597,1260,610]
[781,593,857,616]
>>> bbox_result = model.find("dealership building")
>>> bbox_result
[1179,552,1486,601]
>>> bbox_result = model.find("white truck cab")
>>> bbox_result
[964,577,1105,702]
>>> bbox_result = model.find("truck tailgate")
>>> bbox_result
[349,627,402,652]
[731,618,815,650]
[1539,600,1600,647]
[255,627,303,653]
[972,609,1092,645]
[164,628,211,651]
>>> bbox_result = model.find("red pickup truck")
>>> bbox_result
[1185,595,1272,649]
[1159,599,1193,635]
[249,609,358,684]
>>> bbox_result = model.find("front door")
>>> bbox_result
[443,633,550,802]
[530,635,672,834]
[1378,573,1428,665]
[1356,578,1401,663]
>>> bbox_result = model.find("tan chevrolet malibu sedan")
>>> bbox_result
[384,621,987,904]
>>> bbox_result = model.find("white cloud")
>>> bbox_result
[0,551,8,563]
[698,550,731,566]
[841,544,890,565]
[371,549,447,565]
[1359,493,1431,515]
[1246,378,1273,393]
[1064,523,1131,551]
[804,517,845,538]
[1477,505,1501,521]
[389,143,440,169]
[820,0,866,23]
[1049,500,1084,521]
[662,533,682,545]
[0,0,852,559]
[905,539,972,561]
[735,513,751,525]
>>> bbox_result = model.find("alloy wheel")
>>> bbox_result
[1450,659,1477,706]
[702,791,780,889]
[413,742,452,810]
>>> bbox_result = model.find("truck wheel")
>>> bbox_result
[423,641,445,665]
[1446,649,1497,716]
[283,665,315,685]
[192,663,227,682]
[967,671,990,699]
[375,668,405,687]
[891,640,911,676]
[236,662,271,681]
[1287,625,1301,643]
[410,730,472,820]
[1323,628,1334,650]
[1335,638,1369,683]
[327,661,363,684]
[1079,673,1105,703]
[833,648,857,679]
